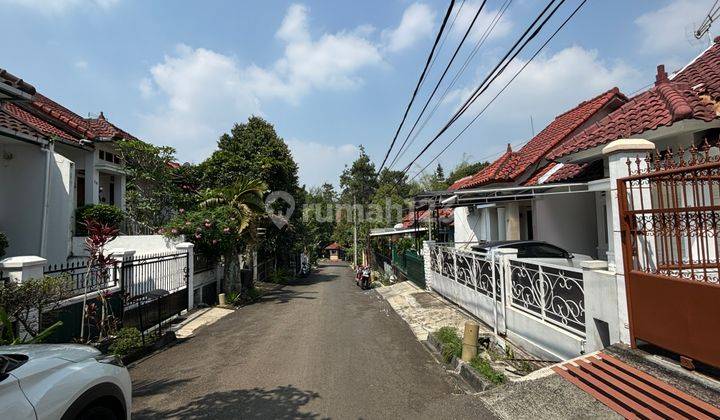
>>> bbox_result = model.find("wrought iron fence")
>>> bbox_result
[118,215,156,236]
[428,244,586,337]
[193,252,218,274]
[121,252,189,299]
[392,249,425,287]
[508,259,585,335]
[44,260,118,296]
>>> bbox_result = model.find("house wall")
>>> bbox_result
[533,192,598,257]
[0,139,45,258]
[45,153,75,265]
[71,235,185,257]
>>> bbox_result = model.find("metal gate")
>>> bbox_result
[618,145,720,368]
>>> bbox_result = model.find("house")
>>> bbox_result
[448,87,628,260]
[420,38,720,365]
[324,242,344,261]
[0,69,166,264]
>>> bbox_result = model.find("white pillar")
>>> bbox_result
[581,260,620,353]
[603,138,655,344]
[176,242,194,310]
[108,248,135,292]
[114,175,126,211]
[505,203,520,241]
[422,240,435,290]
[0,256,47,339]
[84,152,99,205]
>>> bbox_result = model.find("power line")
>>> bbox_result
[386,0,489,169]
[391,0,513,169]
[408,0,587,182]
[425,0,466,83]
[377,0,457,173]
[400,0,566,175]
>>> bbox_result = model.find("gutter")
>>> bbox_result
[39,139,55,258]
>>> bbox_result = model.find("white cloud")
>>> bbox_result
[446,46,642,134]
[635,0,711,64]
[0,0,119,14]
[383,3,436,52]
[452,1,512,42]
[138,4,384,164]
[74,60,88,69]
[286,139,358,186]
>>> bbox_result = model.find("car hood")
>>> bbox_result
[0,344,101,362]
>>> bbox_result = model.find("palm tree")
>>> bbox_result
[199,177,267,292]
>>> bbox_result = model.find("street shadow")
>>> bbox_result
[132,376,197,398]
[259,289,318,304]
[133,384,327,419]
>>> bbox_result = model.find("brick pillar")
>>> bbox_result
[603,138,655,344]
[422,240,435,290]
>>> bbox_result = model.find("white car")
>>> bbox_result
[0,344,132,420]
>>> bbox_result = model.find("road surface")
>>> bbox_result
[130,261,494,419]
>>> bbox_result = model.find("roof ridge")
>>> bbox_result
[552,87,623,120]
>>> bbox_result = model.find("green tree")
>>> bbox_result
[301,183,337,261]
[198,116,301,266]
[117,139,195,227]
[166,177,266,293]
[418,163,448,191]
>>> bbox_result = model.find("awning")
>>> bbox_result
[454,182,589,205]
[369,227,428,237]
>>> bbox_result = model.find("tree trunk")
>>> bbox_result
[222,251,241,294]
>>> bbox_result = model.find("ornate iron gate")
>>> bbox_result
[618,144,720,368]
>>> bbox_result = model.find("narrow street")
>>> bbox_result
[130,261,495,419]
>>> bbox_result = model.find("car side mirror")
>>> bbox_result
[565,252,575,259]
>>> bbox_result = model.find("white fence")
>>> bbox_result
[426,243,587,360]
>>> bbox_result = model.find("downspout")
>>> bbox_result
[39,139,55,257]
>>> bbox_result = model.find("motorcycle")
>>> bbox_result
[360,267,371,289]
[299,261,310,277]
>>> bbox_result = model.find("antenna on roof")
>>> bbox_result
[530,115,535,137]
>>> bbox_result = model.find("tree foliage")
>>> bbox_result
[446,155,490,185]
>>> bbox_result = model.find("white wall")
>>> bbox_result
[72,234,186,257]
[453,206,499,247]
[45,153,75,265]
[0,139,46,258]
[533,192,599,257]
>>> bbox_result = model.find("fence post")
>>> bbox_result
[581,260,619,352]
[422,240,435,290]
[494,248,517,336]
[109,248,135,295]
[0,256,47,339]
[176,242,194,310]
[252,249,258,283]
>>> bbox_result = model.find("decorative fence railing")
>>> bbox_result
[427,244,586,338]
[507,258,585,336]
[193,251,217,274]
[118,215,156,236]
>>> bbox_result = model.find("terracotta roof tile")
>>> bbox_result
[452,147,514,190]
[85,112,137,140]
[401,208,453,228]
[0,108,49,141]
[524,162,558,186]
[0,68,36,96]
[2,102,78,142]
[550,43,720,160]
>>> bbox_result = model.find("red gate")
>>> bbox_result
[618,143,720,368]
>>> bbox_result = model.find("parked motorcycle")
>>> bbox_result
[299,261,310,277]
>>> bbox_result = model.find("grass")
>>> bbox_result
[433,327,463,363]
[469,355,505,385]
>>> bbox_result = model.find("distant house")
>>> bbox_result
[0,69,156,264]
[324,242,344,261]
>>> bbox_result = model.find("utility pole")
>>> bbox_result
[353,194,358,266]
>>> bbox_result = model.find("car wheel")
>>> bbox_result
[78,404,119,420]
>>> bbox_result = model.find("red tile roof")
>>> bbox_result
[550,43,720,160]
[0,108,49,141]
[401,208,453,228]
[523,162,557,186]
[0,68,36,96]
[523,162,590,186]
[86,112,137,140]
[31,93,95,139]
[2,102,78,142]
[451,88,624,190]
[451,145,514,190]
[324,242,343,250]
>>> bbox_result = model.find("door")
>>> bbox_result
[0,374,36,419]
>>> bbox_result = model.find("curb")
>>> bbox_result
[425,332,497,392]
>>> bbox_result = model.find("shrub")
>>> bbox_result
[0,231,7,258]
[268,268,292,284]
[469,355,505,384]
[109,327,144,356]
[433,327,462,363]
[75,204,124,235]
[244,286,262,301]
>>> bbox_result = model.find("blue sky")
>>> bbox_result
[0,0,714,187]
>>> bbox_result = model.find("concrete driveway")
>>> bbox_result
[130,261,495,419]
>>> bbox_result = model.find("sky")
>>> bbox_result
[0,0,715,188]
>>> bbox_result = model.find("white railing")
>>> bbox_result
[428,243,586,339]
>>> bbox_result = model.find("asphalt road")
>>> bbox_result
[130,261,495,419]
